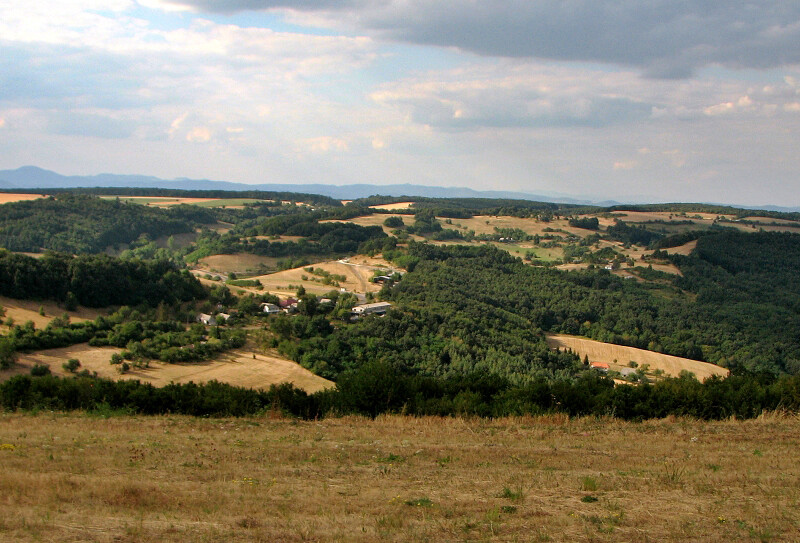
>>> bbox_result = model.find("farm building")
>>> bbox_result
[352,301,392,316]
[217,313,231,322]
[620,367,637,377]
[260,303,281,314]
[590,362,610,373]
[197,313,217,326]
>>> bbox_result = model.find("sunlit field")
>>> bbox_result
[1,412,798,542]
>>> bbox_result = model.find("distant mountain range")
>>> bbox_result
[1,166,798,212]
[0,166,615,206]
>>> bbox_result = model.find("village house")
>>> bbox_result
[260,302,281,314]
[351,301,392,317]
[197,313,217,326]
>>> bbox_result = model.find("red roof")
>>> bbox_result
[590,362,610,369]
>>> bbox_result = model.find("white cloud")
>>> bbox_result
[186,126,212,142]
[303,136,348,153]
[613,160,637,170]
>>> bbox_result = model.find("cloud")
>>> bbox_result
[158,1,800,77]
[48,112,137,139]
[371,64,656,130]
[186,126,212,142]
[303,136,349,153]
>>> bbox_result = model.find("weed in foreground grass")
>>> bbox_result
[584,512,625,534]
[580,476,598,492]
[404,497,433,507]
[499,486,524,501]
[660,461,687,485]
[376,453,404,463]
[437,455,453,466]
[580,495,598,503]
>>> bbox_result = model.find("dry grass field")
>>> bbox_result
[0,193,46,204]
[547,334,729,381]
[0,295,101,330]
[663,240,698,256]
[245,257,395,298]
[9,345,333,393]
[369,201,415,210]
[1,412,798,542]
[197,253,283,274]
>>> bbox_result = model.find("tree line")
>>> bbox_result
[2,364,798,420]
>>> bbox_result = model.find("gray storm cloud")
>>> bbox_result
[162,0,800,77]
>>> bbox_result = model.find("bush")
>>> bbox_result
[383,216,405,228]
[62,358,81,373]
[30,363,51,376]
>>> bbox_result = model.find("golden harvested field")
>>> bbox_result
[0,295,101,330]
[546,334,729,381]
[248,257,395,297]
[0,193,46,204]
[9,344,332,394]
[322,214,400,236]
[663,240,698,256]
[742,216,800,226]
[1,412,798,542]
[369,201,415,210]
[602,211,729,224]
[197,253,282,274]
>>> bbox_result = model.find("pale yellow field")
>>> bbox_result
[742,216,800,225]
[0,193,46,204]
[369,201,415,210]
[322,214,400,236]
[547,334,729,381]
[0,295,101,330]
[662,240,698,256]
[1,412,798,542]
[602,211,730,224]
[8,344,332,393]
[247,257,395,298]
[197,253,282,274]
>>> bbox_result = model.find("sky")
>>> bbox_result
[1,1,800,206]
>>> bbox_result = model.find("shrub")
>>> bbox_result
[62,358,81,373]
[30,363,51,376]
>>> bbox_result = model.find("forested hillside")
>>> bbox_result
[0,194,213,253]
[285,238,800,379]
[1,190,800,420]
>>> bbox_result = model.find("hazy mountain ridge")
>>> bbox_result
[0,166,609,205]
[1,166,798,212]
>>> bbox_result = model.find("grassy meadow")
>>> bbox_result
[1,412,798,542]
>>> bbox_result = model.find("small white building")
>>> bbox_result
[260,303,281,314]
[352,301,392,316]
[197,313,217,326]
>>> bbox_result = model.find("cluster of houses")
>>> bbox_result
[197,296,393,325]
[197,312,232,326]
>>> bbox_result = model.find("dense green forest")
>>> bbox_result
[2,366,798,420]
[0,194,213,253]
[282,238,800,380]
[2,190,800,420]
[0,250,204,307]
